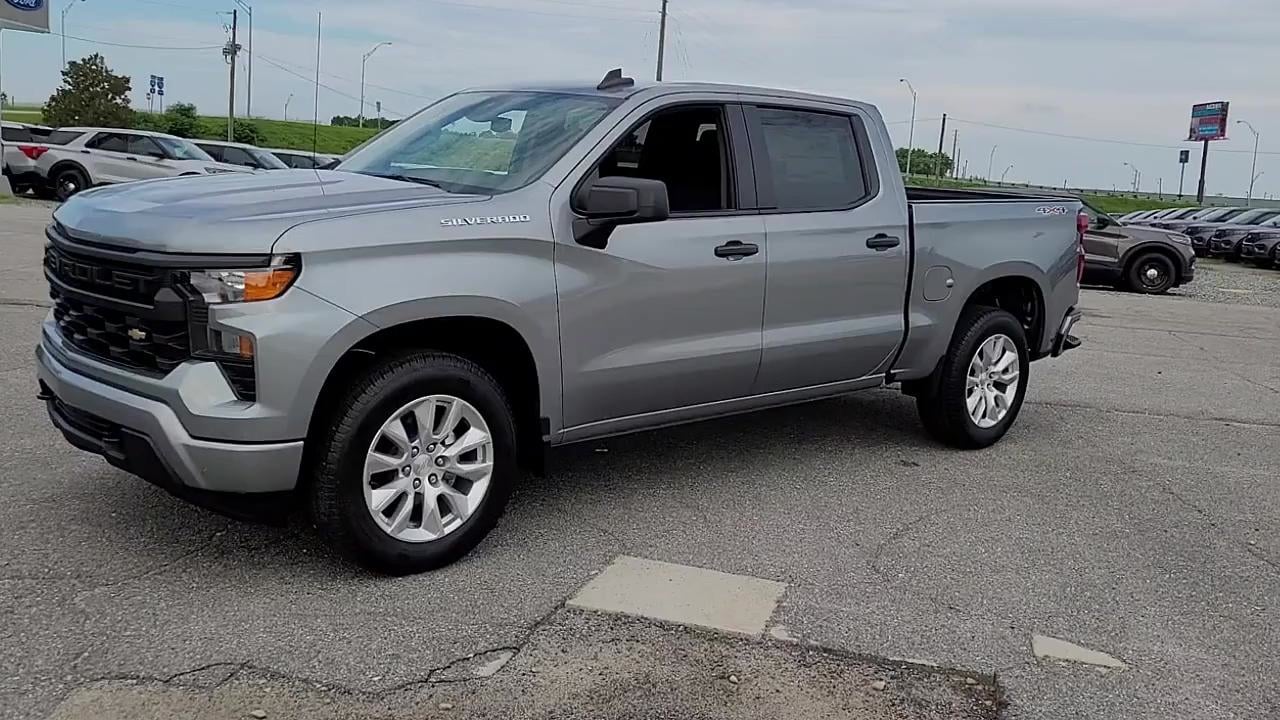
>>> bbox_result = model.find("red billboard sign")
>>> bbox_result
[1188,101,1230,142]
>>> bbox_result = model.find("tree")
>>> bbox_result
[330,115,359,127]
[896,148,953,177]
[0,92,8,108]
[233,120,263,146]
[162,103,201,138]
[43,54,133,128]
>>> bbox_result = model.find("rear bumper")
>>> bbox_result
[37,340,303,511]
[1052,308,1082,357]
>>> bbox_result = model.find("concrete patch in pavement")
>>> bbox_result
[567,555,786,636]
[1031,634,1128,670]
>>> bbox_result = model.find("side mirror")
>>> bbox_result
[318,158,341,170]
[1094,216,1112,229]
[573,176,670,249]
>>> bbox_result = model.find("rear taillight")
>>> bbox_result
[18,145,48,160]
[1076,211,1087,285]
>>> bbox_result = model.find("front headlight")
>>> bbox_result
[189,256,299,304]
[1166,234,1192,245]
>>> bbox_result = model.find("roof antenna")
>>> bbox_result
[597,68,635,91]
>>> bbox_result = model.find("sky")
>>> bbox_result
[2,0,1279,198]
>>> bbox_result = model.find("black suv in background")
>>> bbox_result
[1239,225,1280,267]
[1081,202,1196,294]
[1204,213,1280,259]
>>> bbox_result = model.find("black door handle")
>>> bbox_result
[714,241,760,260]
[866,234,901,251]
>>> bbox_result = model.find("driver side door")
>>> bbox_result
[553,99,767,438]
[124,135,177,179]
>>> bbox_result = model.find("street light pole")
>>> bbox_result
[284,93,293,121]
[1001,164,1014,184]
[234,0,253,118]
[1124,162,1141,192]
[359,42,391,128]
[899,78,917,177]
[987,145,997,182]
[1236,120,1260,206]
[61,0,87,71]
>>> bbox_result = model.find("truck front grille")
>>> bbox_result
[44,237,193,376]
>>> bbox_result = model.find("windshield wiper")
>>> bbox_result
[362,172,451,191]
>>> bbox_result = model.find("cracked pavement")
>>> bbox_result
[3,202,1279,718]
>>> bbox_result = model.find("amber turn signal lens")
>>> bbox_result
[243,267,298,302]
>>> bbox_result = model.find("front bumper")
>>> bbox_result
[1240,243,1276,263]
[1208,238,1243,256]
[1052,308,1082,357]
[37,340,303,501]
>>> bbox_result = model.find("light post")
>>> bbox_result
[234,0,253,117]
[899,79,917,177]
[360,42,392,128]
[1236,120,1260,206]
[1001,164,1014,184]
[987,145,997,182]
[61,0,87,71]
[284,93,293,121]
[1124,162,1141,192]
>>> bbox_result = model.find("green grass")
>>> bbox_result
[0,194,16,205]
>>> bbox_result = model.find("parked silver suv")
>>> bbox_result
[32,128,249,200]
[194,140,289,170]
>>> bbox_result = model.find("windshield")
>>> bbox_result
[1198,207,1246,222]
[155,136,214,162]
[249,148,289,169]
[340,91,620,194]
[1232,209,1280,225]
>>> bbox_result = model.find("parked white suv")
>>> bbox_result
[34,128,250,200]
[2,121,55,195]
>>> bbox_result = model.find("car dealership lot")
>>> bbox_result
[2,201,1278,719]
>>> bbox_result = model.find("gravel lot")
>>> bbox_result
[1089,257,1280,308]
[3,201,1279,720]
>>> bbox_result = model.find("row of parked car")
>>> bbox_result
[1117,205,1280,268]
[2,121,340,201]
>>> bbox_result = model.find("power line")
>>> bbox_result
[257,53,435,102]
[419,0,656,22]
[57,31,220,51]
[951,117,1280,157]
[255,54,409,117]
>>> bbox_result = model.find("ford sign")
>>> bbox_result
[4,0,44,10]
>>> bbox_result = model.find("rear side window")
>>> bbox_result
[1,126,31,142]
[43,130,84,146]
[198,145,225,162]
[752,108,869,212]
[87,133,129,153]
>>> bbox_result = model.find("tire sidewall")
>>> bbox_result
[1128,253,1175,294]
[948,312,1031,446]
[54,168,87,202]
[330,361,517,572]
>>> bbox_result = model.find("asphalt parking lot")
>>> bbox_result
[2,199,1278,720]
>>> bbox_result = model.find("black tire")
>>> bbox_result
[52,166,89,202]
[309,352,518,575]
[1126,252,1177,294]
[916,308,1030,450]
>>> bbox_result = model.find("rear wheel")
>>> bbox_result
[52,166,89,201]
[309,352,518,574]
[916,308,1029,449]
[1126,252,1176,294]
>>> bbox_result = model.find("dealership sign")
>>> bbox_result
[1,0,49,32]
[1187,101,1230,142]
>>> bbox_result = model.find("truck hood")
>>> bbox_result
[52,170,486,254]
[1119,223,1181,242]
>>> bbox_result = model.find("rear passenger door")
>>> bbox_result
[744,103,910,393]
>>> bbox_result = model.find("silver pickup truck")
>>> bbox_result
[37,71,1083,573]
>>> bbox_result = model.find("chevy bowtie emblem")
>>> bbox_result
[127,328,148,341]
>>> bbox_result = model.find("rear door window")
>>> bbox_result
[87,133,129,153]
[749,107,872,212]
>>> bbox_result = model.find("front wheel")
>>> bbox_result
[916,308,1030,449]
[309,352,518,574]
[1126,252,1176,294]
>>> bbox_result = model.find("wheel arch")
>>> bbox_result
[47,159,92,186]
[301,308,549,485]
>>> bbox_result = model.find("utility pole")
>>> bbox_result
[655,0,669,81]
[935,113,947,178]
[234,0,253,118]
[224,9,239,141]
[950,129,958,179]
